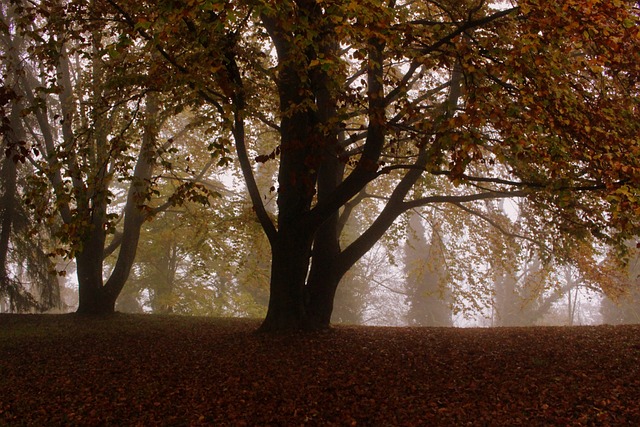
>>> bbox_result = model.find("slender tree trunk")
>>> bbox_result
[0,20,21,301]
[0,138,18,294]
[101,95,158,306]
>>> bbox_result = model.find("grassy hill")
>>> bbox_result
[1,314,639,425]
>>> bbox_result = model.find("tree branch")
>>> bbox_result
[404,189,531,210]
[450,201,552,255]
[106,0,226,113]
[417,7,519,56]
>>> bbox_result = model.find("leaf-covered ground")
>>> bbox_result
[1,314,639,426]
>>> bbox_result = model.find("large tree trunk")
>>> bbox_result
[75,227,111,314]
[256,104,319,330]
[306,216,341,328]
[305,156,343,328]
[255,7,391,332]
[257,12,322,332]
[259,227,315,332]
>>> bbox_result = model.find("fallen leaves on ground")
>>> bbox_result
[0,314,639,426]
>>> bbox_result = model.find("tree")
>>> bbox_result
[0,91,61,312]
[491,253,559,327]
[403,211,452,326]
[1,10,62,312]
[601,242,640,324]
[3,1,219,314]
[63,0,640,329]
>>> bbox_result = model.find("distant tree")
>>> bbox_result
[234,163,278,313]
[121,196,262,316]
[331,208,373,325]
[484,200,601,327]
[403,212,452,326]
[331,267,369,324]
[482,199,553,326]
[491,255,558,327]
[601,291,640,325]
[601,243,640,324]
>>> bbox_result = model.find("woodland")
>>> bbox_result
[1,0,640,332]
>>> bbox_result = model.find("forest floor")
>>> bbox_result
[1,314,639,426]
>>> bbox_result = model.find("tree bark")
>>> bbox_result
[102,95,158,307]
[76,229,110,314]
[305,155,343,327]
[305,56,464,327]
[0,123,19,299]
[258,10,324,331]
[305,214,341,328]
[259,227,315,331]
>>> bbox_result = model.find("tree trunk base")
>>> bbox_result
[76,292,116,316]
[257,311,330,333]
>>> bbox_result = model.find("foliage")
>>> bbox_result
[102,106,262,316]
[2,0,223,314]
[1,314,640,424]
[0,10,62,312]
[119,196,267,317]
[197,0,640,329]
[4,0,640,326]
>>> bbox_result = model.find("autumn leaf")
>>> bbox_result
[1,315,640,425]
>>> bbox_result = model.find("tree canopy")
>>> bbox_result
[2,0,639,330]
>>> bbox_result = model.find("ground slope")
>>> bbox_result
[1,314,639,425]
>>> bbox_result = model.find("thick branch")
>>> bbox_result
[233,109,277,243]
[307,38,387,228]
[223,38,277,242]
[103,232,123,259]
[103,94,159,300]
